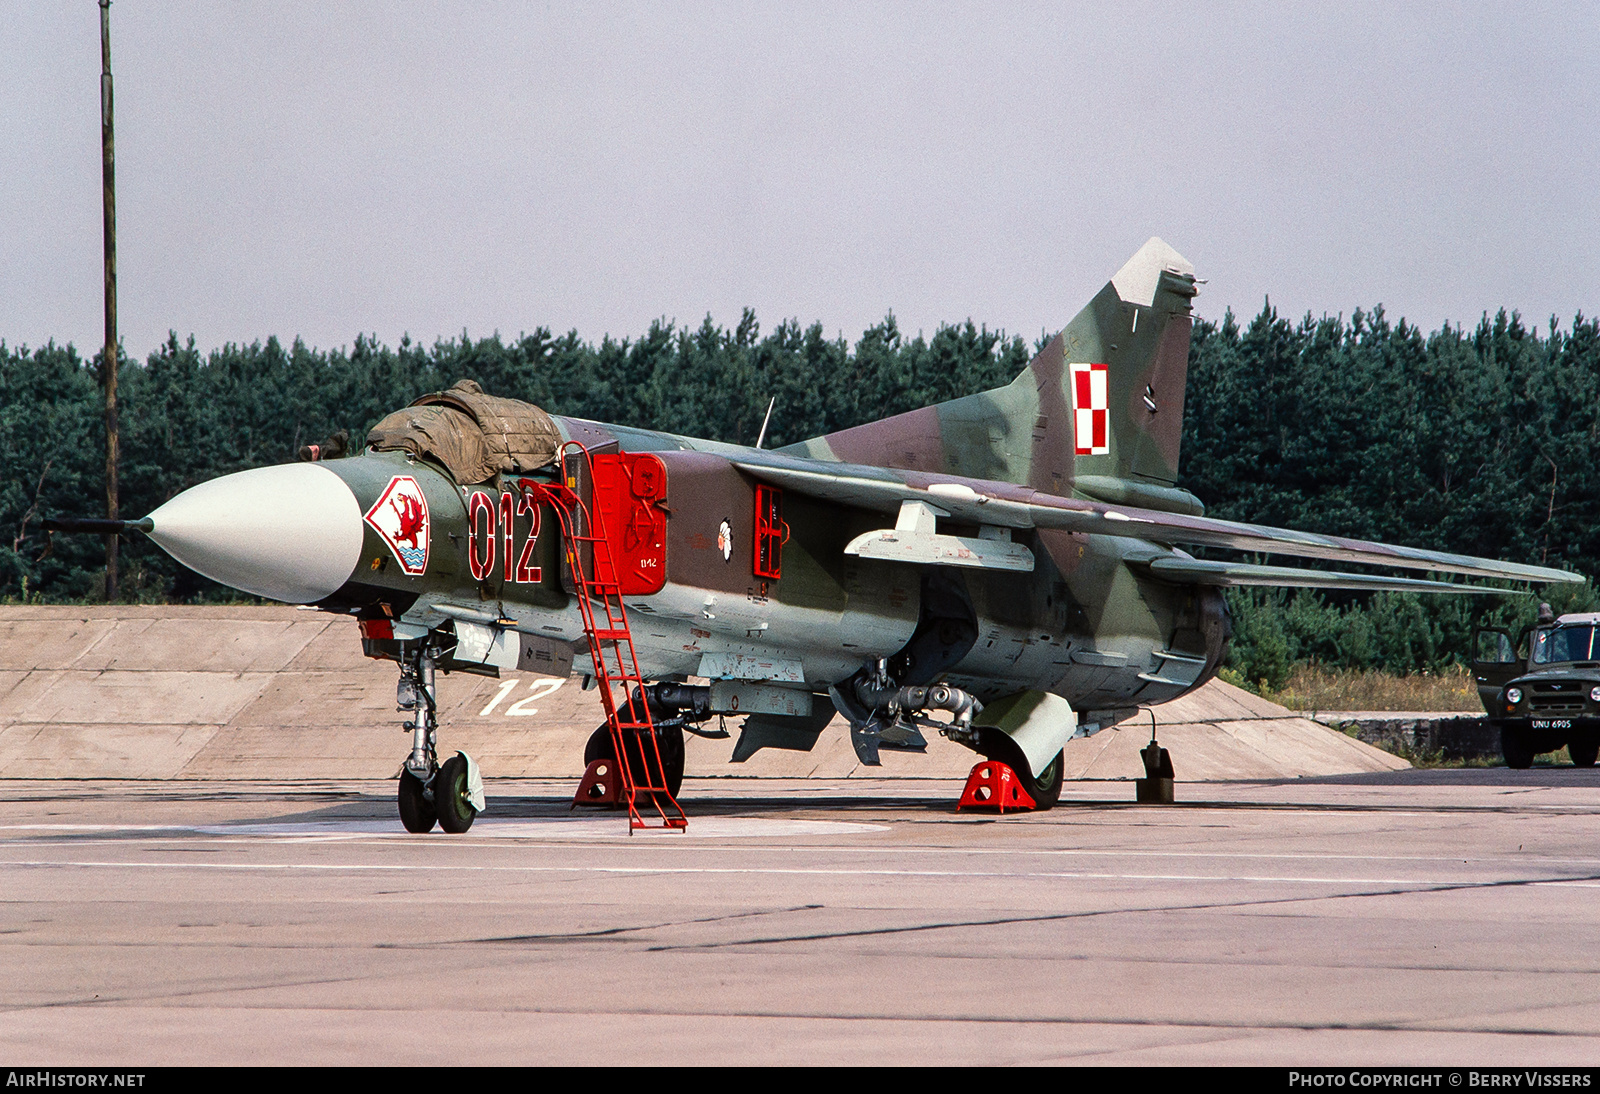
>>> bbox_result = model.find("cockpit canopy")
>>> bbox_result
[366,379,560,485]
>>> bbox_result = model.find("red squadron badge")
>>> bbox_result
[365,476,430,575]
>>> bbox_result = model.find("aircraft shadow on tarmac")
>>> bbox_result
[198,766,1600,830]
[1293,765,1600,788]
[273,789,979,826]
[252,779,1192,827]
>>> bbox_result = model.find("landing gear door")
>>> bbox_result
[1471,627,1523,712]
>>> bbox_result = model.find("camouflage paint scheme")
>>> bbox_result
[305,239,1578,766]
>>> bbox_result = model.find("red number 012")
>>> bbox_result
[468,491,542,584]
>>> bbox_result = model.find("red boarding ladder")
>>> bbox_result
[522,441,686,831]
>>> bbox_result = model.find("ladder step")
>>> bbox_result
[544,440,686,831]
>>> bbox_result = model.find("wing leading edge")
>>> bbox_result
[732,459,1582,587]
[1143,558,1507,594]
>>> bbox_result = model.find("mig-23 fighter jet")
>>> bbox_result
[57,239,1580,831]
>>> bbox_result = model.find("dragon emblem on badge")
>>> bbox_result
[365,476,430,575]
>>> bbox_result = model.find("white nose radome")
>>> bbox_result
[146,463,365,603]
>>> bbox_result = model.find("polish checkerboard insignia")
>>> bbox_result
[1070,362,1110,455]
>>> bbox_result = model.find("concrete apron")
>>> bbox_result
[0,606,1408,781]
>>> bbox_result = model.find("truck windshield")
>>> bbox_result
[1531,625,1597,664]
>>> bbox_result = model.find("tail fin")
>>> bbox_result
[786,237,1199,504]
[1041,237,1199,493]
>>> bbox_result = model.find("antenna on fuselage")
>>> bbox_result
[755,396,776,449]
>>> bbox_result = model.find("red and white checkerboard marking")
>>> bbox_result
[1070,362,1109,455]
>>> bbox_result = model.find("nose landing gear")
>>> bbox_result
[393,642,480,834]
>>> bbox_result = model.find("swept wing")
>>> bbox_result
[731,457,1579,586]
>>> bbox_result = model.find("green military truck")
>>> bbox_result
[1473,610,1600,768]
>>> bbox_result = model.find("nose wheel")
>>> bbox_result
[434,753,478,833]
[398,768,437,833]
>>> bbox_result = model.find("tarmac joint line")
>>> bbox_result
[643,872,1600,952]
[414,904,828,947]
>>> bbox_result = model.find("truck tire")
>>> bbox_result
[1502,727,1535,770]
[1570,738,1599,768]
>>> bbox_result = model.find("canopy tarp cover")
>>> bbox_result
[366,379,561,485]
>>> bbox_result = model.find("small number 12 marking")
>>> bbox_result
[478,677,565,717]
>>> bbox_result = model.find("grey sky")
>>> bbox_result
[4,2,1597,363]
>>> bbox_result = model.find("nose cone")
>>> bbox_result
[147,464,365,603]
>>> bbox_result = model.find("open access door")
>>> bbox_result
[591,453,668,594]
[1471,627,1528,714]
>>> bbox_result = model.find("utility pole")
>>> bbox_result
[100,0,119,601]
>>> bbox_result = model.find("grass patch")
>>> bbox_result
[1397,745,1501,769]
[1222,663,1483,712]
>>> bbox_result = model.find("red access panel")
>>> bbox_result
[592,453,668,594]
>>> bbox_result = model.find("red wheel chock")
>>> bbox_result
[572,758,621,809]
[957,760,1037,813]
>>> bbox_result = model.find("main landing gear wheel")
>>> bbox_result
[979,729,1064,810]
[398,769,437,833]
[585,723,685,799]
[434,753,478,833]
[1570,738,1599,768]
[1502,727,1535,770]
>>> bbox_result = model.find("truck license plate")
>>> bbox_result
[1532,719,1573,730]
